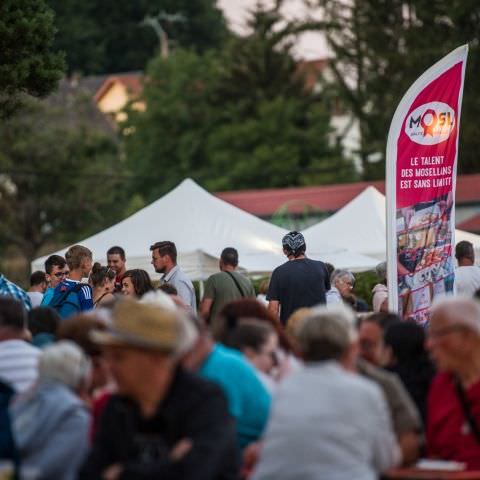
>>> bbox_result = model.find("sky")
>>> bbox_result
[216,0,329,60]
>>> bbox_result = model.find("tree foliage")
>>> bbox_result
[0,0,65,115]
[0,94,124,269]
[124,3,355,202]
[318,0,480,178]
[47,0,228,74]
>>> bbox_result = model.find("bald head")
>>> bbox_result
[430,297,480,335]
[428,297,480,375]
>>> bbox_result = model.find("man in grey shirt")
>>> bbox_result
[150,241,197,313]
[252,305,400,480]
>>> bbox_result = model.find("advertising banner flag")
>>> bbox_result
[386,45,468,324]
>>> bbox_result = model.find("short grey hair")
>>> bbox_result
[297,304,357,362]
[375,262,387,282]
[331,269,355,286]
[431,297,480,335]
[38,341,91,390]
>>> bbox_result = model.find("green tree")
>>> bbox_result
[0,0,65,115]
[0,94,124,276]
[124,49,217,200]
[317,0,480,178]
[47,0,228,74]
[124,2,354,201]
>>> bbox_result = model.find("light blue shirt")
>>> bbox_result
[199,343,271,448]
[163,265,197,313]
[253,362,400,480]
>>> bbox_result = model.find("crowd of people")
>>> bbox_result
[1,232,480,479]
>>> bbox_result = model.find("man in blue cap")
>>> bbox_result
[267,231,330,325]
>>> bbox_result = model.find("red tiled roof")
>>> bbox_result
[455,174,480,204]
[297,58,329,91]
[216,174,480,216]
[457,213,480,233]
[94,72,143,103]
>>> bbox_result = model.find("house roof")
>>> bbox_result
[297,58,328,91]
[216,174,480,216]
[94,72,143,103]
[46,76,117,139]
[457,213,480,233]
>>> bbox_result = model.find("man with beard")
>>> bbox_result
[150,241,196,313]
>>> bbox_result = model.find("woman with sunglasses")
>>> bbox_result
[90,263,116,307]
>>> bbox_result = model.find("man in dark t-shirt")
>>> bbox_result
[267,231,330,325]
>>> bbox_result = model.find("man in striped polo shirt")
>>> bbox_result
[0,297,39,392]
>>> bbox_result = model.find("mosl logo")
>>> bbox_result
[405,102,455,145]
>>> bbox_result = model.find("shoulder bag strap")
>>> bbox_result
[225,271,246,298]
[455,377,480,443]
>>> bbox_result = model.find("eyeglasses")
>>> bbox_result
[54,271,69,278]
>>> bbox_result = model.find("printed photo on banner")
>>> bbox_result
[396,193,455,324]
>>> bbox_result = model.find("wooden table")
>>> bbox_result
[385,468,480,479]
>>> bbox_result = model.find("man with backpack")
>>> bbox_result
[50,245,94,319]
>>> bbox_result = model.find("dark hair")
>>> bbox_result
[107,246,126,261]
[158,283,178,295]
[384,321,426,363]
[44,255,66,274]
[90,263,116,288]
[456,240,474,261]
[0,297,26,331]
[28,307,60,336]
[221,247,238,267]
[224,319,274,353]
[123,269,154,297]
[324,263,335,279]
[30,271,46,287]
[361,312,401,332]
[217,298,295,354]
[150,241,177,264]
[57,314,106,357]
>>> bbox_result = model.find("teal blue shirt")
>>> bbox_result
[199,343,271,448]
[41,287,55,306]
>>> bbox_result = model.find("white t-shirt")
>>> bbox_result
[27,291,43,308]
[326,287,342,305]
[456,266,480,297]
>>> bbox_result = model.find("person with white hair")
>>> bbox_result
[327,269,369,311]
[252,304,400,480]
[426,297,480,469]
[10,341,91,480]
[372,261,388,312]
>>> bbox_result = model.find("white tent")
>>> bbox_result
[303,186,480,261]
[32,179,378,279]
